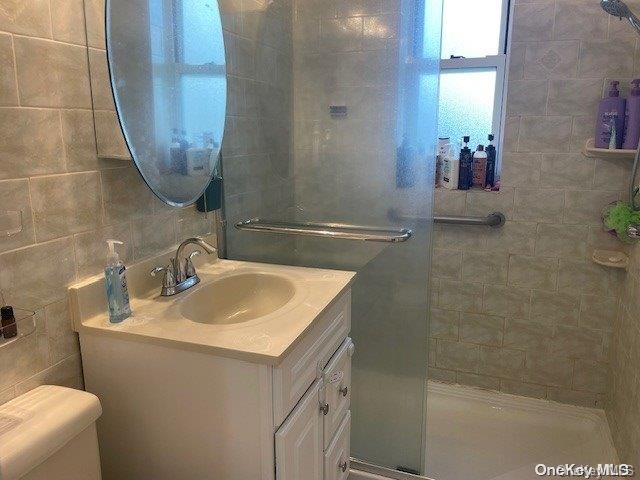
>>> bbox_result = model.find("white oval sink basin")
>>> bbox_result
[180,273,296,325]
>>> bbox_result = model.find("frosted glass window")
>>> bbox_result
[440,0,504,59]
[437,68,496,148]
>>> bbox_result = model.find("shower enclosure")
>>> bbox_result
[222,0,442,475]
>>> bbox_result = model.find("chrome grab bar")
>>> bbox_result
[435,212,505,227]
[235,218,413,243]
[388,208,505,228]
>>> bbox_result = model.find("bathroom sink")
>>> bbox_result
[180,273,296,325]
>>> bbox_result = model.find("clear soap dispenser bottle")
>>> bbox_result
[104,239,131,323]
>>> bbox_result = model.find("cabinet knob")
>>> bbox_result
[339,460,348,472]
[339,385,348,397]
[320,402,330,415]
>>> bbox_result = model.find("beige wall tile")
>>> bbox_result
[460,313,504,347]
[462,252,508,285]
[51,0,87,44]
[530,290,580,325]
[523,41,579,79]
[14,37,91,108]
[0,33,18,106]
[578,39,635,77]
[499,379,547,399]
[551,325,604,359]
[508,255,558,290]
[84,0,106,48]
[512,3,553,42]
[594,158,633,191]
[430,307,459,340]
[0,108,65,179]
[465,188,515,220]
[483,285,531,318]
[0,0,51,37]
[500,153,541,187]
[74,223,133,279]
[87,48,116,110]
[433,224,487,251]
[436,340,479,373]
[0,325,49,391]
[547,79,602,116]
[570,115,596,153]
[506,80,548,115]
[535,223,588,259]
[547,387,603,408]
[0,238,75,309]
[432,249,462,280]
[553,0,608,40]
[0,179,35,253]
[485,221,536,255]
[514,188,564,223]
[101,167,155,224]
[478,346,525,380]
[438,280,484,313]
[457,372,500,391]
[558,259,621,295]
[132,213,177,260]
[503,116,520,153]
[44,300,80,364]
[524,352,573,387]
[429,367,457,384]
[579,294,616,331]
[30,172,102,241]
[573,360,608,393]
[518,116,572,153]
[15,354,83,396]
[60,109,103,172]
[564,190,620,225]
[94,110,130,158]
[539,153,595,189]
[504,318,554,351]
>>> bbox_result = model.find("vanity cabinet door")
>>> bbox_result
[324,411,351,480]
[275,380,323,480]
[322,338,353,448]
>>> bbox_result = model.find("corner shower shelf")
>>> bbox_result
[583,139,636,160]
[0,308,37,349]
[591,249,629,269]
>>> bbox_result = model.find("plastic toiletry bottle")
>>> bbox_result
[1,306,17,339]
[624,79,640,150]
[436,137,450,187]
[595,81,626,149]
[104,239,131,323]
[442,145,459,190]
[485,134,497,190]
[472,145,487,188]
[458,136,473,190]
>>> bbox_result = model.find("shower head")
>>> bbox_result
[601,0,640,35]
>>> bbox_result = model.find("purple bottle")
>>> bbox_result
[595,81,626,149]
[623,79,640,150]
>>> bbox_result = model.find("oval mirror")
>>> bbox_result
[106,0,227,206]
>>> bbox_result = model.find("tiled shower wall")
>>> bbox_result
[429,0,638,409]
[611,243,640,461]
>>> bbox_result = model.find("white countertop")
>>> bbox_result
[69,258,356,365]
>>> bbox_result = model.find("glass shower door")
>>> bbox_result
[223,0,442,474]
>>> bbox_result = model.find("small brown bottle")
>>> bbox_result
[1,306,17,339]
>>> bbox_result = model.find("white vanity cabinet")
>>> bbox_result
[78,289,353,480]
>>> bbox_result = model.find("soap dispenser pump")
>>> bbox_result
[104,239,131,323]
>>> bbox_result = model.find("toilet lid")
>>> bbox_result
[0,385,102,479]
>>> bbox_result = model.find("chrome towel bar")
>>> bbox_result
[235,218,413,243]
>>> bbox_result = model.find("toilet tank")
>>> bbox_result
[0,385,102,480]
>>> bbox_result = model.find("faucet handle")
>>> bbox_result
[185,251,201,278]
[150,265,176,289]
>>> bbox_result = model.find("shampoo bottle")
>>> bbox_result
[472,145,487,188]
[485,134,497,190]
[436,137,450,187]
[443,146,459,190]
[595,81,626,149]
[458,136,473,190]
[104,239,131,323]
[624,79,640,150]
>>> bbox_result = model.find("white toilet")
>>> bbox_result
[0,385,102,480]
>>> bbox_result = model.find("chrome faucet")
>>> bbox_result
[150,237,217,296]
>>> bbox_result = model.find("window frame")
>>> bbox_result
[437,0,513,173]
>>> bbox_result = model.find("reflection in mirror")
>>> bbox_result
[106,0,227,206]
